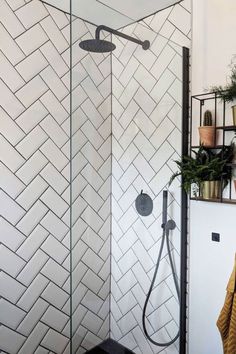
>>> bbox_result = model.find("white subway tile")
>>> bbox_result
[16,75,48,108]
[82,248,104,274]
[40,187,68,217]
[0,325,25,354]
[18,322,48,354]
[0,22,25,65]
[0,107,24,145]
[40,41,69,77]
[40,211,69,241]
[41,235,69,264]
[41,329,69,353]
[0,52,24,92]
[18,275,49,315]
[81,98,104,128]
[41,16,68,54]
[81,77,103,107]
[40,66,68,101]
[16,50,48,82]
[0,244,26,277]
[41,258,69,287]
[42,282,69,309]
[40,90,68,124]
[133,153,155,183]
[0,298,26,330]
[5,0,25,11]
[40,115,68,148]
[82,269,103,294]
[17,200,48,236]
[16,0,48,29]
[0,271,25,303]
[17,250,49,287]
[0,190,25,225]
[40,139,69,171]
[16,151,47,185]
[46,5,69,29]
[134,131,155,161]
[0,216,25,251]
[42,306,69,332]
[0,78,24,119]
[17,126,47,160]
[17,225,49,261]
[81,55,104,86]
[16,24,48,56]
[0,162,25,199]
[16,101,48,134]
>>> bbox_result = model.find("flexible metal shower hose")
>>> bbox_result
[142,225,180,347]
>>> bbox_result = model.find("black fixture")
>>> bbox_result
[136,190,180,347]
[212,232,220,242]
[135,190,153,216]
[180,46,190,354]
[79,25,150,53]
[87,338,135,353]
[190,90,236,204]
[133,47,189,353]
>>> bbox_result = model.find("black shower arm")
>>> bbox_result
[95,25,150,50]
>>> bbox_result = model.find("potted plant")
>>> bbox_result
[210,64,236,125]
[169,144,234,199]
[198,110,215,147]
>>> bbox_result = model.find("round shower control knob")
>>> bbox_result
[135,190,153,216]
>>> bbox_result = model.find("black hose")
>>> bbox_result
[142,225,180,347]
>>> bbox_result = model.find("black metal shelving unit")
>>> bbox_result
[190,91,236,204]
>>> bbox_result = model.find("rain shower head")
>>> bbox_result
[79,39,116,53]
[79,25,150,53]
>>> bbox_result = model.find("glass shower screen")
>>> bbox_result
[70,2,190,353]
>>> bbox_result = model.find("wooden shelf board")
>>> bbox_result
[191,197,236,204]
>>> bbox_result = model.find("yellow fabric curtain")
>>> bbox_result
[217,256,236,354]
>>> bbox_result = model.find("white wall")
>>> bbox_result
[189,1,236,353]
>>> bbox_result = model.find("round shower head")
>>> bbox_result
[79,39,116,53]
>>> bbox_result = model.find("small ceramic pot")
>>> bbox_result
[198,126,216,147]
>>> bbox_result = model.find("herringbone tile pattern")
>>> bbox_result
[0,1,71,353]
[70,19,112,354]
[0,0,191,353]
[110,2,191,353]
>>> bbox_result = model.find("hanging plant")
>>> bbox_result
[210,64,236,102]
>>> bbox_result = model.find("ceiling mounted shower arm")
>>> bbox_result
[95,25,150,50]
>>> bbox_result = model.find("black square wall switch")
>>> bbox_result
[212,232,220,242]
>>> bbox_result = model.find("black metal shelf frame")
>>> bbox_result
[190,91,236,204]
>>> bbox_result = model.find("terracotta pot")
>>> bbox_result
[198,126,216,147]
[200,181,221,199]
[232,105,236,125]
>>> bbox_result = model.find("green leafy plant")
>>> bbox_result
[210,64,236,102]
[169,144,234,196]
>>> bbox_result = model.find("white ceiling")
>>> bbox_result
[42,0,182,29]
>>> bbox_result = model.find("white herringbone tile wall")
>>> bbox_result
[110,2,191,353]
[70,19,112,354]
[0,1,71,353]
[0,0,191,353]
